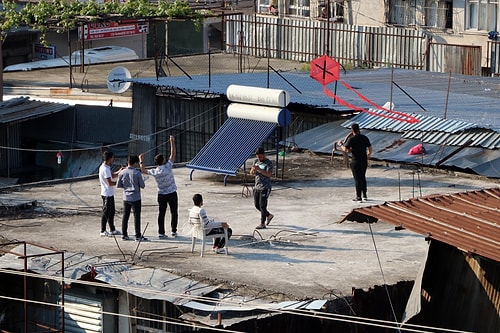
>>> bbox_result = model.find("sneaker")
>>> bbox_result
[171,232,177,238]
[110,230,121,236]
[255,224,266,230]
[100,231,109,237]
[136,236,149,242]
[353,197,362,202]
[266,214,274,226]
[159,234,168,240]
[122,236,131,241]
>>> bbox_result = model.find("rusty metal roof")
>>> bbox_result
[339,188,500,262]
[0,97,71,124]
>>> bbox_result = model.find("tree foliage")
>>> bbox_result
[0,0,203,43]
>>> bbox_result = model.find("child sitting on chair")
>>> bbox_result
[189,194,232,253]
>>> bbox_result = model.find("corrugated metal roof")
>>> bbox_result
[341,111,500,149]
[187,118,277,177]
[0,96,71,124]
[0,244,218,305]
[127,72,337,109]
[127,68,500,130]
[339,188,500,262]
[287,121,500,178]
[0,243,328,328]
[343,111,484,133]
[403,129,500,149]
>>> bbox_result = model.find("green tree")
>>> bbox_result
[0,0,203,100]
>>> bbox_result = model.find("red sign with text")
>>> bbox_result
[79,20,149,41]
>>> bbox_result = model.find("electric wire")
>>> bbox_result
[368,221,401,333]
[0,101,224,154]
[0,222,476,332]
[0,265,475,333]
[0,279,474,333]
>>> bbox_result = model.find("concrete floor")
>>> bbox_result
[1,153,497,300]
[2,54,499,301]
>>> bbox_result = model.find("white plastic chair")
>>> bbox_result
[189,214,229,257]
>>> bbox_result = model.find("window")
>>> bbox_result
[424,0,453,28]
[257,0,273,15]
[289,0,310,17]
[389,0,417,26]
[389,0,453,28]
[467,0,498,31]
[320,1,345,22]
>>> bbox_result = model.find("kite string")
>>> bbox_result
[323,86,418,124]
[339,80,419,123]
[368,221,402,333]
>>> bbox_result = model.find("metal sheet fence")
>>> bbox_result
[428,42,482,75]
[225,14,486,75]
[225,14,427,70]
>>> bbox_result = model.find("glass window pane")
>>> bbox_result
[469,3,478,29]
[487,3,498,31]
[479,2,487,30]
[426,0,438,26]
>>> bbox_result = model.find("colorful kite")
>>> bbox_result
[310,55,419,124]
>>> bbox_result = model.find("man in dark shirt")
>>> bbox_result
[341,123,373,201]
[250,147,274,229]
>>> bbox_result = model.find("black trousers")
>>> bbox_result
[157,192,178,234]
[207,227,233,248]
[350,160,368,198]
[253,188,271,224]
[101,195,116,233]
[122,200,142,238]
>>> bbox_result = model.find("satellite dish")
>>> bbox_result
[107,66,132,94]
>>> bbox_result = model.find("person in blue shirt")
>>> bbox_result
[117,155,147,241]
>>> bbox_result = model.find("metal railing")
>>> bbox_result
[224,14,485,76]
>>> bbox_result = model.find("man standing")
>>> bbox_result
[340,123,373,202]
[117,155,147,241]
[98,151,122,237]
[139,135,178,239]
[250,147,274,230]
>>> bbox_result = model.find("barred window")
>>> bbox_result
[467,0,498,31]
[289,0,311,17]
[389,0,417,26]
[424,0,453,28]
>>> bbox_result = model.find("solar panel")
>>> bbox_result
[187,118,277,179]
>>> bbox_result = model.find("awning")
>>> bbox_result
[0,97,71,125]
[339,188,500,262]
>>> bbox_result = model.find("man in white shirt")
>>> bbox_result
[98,151,122,237]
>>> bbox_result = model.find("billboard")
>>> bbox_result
[34,44,56,60]
[79,20,149,41]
